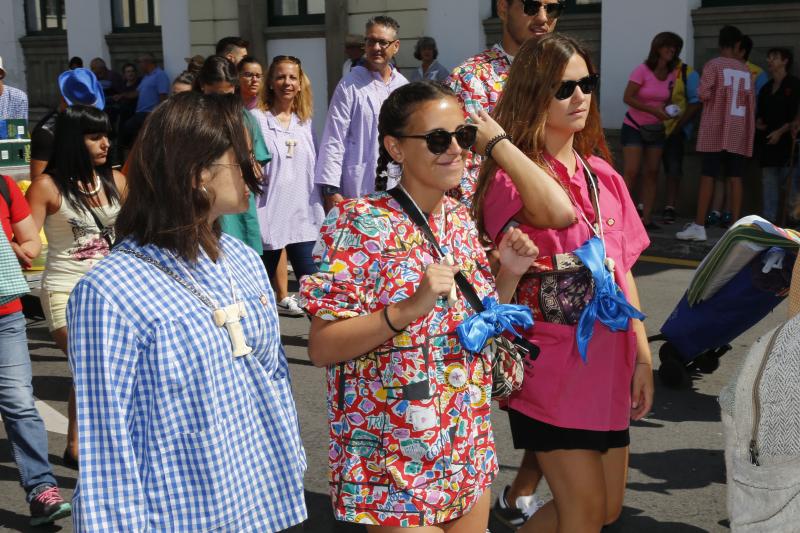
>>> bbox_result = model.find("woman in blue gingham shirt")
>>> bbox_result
[66,93,307,532]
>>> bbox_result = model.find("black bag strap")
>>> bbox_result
[0,176,11,209]
[624,111,641,129]
[388,187,484,313]
[86,207,114,248]
[388,186,539,358]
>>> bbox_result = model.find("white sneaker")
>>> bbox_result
[676,222,707,242]
[517,492,546,519]
[277,295,305,317]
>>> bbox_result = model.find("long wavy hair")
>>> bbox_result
[471,33,611,244]
[259,56,313,123]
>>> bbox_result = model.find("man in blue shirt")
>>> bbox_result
[120,53,169,149]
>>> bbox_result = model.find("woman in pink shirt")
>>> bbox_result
[472,34,654,532]
[621,32,681,231]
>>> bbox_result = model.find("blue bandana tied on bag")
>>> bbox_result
[457,296,534,352]
[573,236,645,362]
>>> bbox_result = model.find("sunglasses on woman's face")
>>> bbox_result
[554,74,599,100]
[398,124,478,155]
[522,0,565,20]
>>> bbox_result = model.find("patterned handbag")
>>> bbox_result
[388,187,539,399]
[519,251,595,325]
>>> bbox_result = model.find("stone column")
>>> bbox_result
[426,0,491,74]
[159,0,191,78]
[65,0,112,64]
[0,0,28,90]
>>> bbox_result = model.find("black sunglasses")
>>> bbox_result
[522,0,565,19]
[397,124,478,155]
[554,74,599,100]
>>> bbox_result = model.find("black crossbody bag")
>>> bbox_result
[388,187,539,399]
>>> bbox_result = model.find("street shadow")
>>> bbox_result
[281,490,365,532]
[282,334,309,349]
[0,507,65,533]
[627,448,725,494]
[648,374,722,424]
[0,443,77,491]
[603,505,708,532]
[25,326,53,343]
[28,352,68,363]
[31,376,72,403]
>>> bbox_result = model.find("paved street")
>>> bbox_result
[0,259,786,532]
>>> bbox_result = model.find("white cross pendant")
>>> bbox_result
[285,139,298,158]
[213,302,253,357]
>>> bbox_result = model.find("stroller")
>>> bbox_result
[652,217,798,388]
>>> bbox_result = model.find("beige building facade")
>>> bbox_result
[2,0,800,134]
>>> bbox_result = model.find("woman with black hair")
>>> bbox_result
[197,55,270,255]
[410,36,450,83]
[66,92,306,531]
[25,104,126,468]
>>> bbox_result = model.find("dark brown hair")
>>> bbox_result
[375,81,456,190]
[471,33,611,244]
[645,32,683,72]
[116,92,260,261]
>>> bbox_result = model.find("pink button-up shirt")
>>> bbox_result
[484,155,649,431]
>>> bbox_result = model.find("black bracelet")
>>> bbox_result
[485,133,511,159]
[383,305,404,334]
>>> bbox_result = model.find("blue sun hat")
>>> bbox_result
[58,68,105,109]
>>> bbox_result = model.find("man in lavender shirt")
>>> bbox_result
[315,15,408,211]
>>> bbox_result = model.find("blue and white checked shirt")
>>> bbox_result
[0,85,28,120]
[67,235,307,532]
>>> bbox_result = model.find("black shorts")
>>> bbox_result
[701,151,747,179]
[662,132,685,176]
[508,409,630,453]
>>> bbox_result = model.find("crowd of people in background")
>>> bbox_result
[1,0,800,531]
[618,25,800,242]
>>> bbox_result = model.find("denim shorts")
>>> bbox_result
[620,122,665,148]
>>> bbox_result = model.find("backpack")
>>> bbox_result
[720,301,800,531]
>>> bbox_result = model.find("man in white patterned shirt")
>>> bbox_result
[0,57,28,120]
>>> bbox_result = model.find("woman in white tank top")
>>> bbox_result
[25,104,127,468]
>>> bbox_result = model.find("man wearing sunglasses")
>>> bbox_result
[447,0,565,209]
[315,16,408,211]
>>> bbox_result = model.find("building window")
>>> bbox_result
[25,0,66,34]
[268,0,325,26]
[112,0,161,31]
[492,0,601,17]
